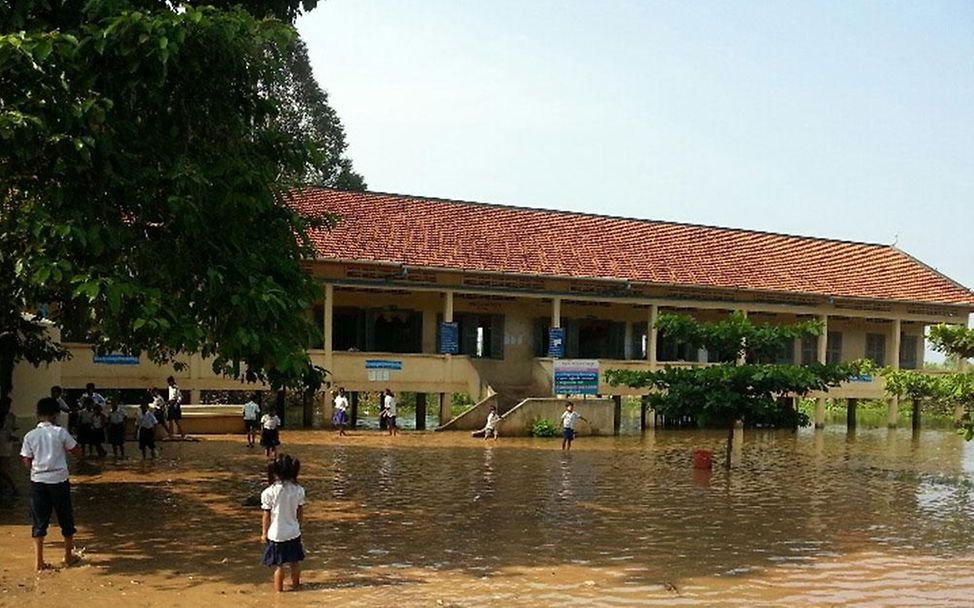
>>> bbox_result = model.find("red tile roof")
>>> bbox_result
[292,188,974,308]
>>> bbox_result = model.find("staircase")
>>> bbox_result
[436,383,537,431]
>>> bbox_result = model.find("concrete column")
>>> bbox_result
[612,395,622,434]
[640,395,649,431]
[444,290,454,323]
[647,304,658,370]
[623,320,633,360]
[439,392,451,425]
[886,318,902,429]
[190,389,202,405]
[912,397,921,433]
[847,398,857,431]
[814,397,826,429]
[552,297,562,329]
[415,393,427,431]
[817,314,828,364]
[323,284,334,379]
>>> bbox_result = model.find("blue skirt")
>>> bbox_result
[260,428,280,448]
[262,536,304,566]
[332,409,347,425]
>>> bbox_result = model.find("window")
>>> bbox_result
[657,334,698,362]
[826,331,842,365]
[865,333,886,366]
[899,334,919,370]
[774,339,795,365]
[456,314,505,359]
[800,336,818,365]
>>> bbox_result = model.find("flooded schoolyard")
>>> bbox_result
[3,425,974,607]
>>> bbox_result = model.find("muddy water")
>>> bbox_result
[3,426,974,607]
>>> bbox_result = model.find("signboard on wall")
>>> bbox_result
[548,327,565,358]
[553,359,600,395]
[439,322,459,354]
[365,359,402,382]
[93,354,140,365]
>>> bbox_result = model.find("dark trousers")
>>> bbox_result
[30,480,76,538]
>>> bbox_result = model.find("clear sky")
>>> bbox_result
[297,1,973,313]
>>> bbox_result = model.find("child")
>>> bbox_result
[560,402,587,451]
[382,389,398,436]
[136,402,158,460]
[108,402,127,459]
[332,387,349,436]
[260,454,305,592]
[481,404,500,441]
[242,394,261,448]
[0,396,19,496]
[260,408,281,459]
[149,388,170,440]
[78,399,94,457]
[166,376,185,439]
[19,397,82,571]
[90,403,108,458]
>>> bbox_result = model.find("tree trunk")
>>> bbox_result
[0,331,17,400]
[725,423,734,469]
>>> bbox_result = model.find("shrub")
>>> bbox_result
[531,418,558,437]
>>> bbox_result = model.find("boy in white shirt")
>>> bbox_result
[166,376,185,439]
[20,397,82,570]
[332,388,349,436]
[482,404,501,441]
[242,394,261,448]
[383,389,399,436]
[560,402,587,451]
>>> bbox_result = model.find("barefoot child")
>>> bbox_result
[20,397,82,571]
[482,404,500,441]
[261,454,305,592]
[332,388,349,436]
[108,402,127,459]
[242,394,260,448]
[260,407,281,459]
[136,402,158,459]
[560,402,587,451]
[90,403,108,458]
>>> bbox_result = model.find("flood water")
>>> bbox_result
[3,425,974,607]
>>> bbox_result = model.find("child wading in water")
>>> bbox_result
[20,397,82,570]
[560,402,587,451]
[260,407,281,459]
[261,454,305,592]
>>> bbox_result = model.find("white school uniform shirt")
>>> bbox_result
[109,408,126,425]
[91,413,105,429]
[137,411,158,429]
[20,422,77,484]
[151,395,166,411]
[242,401,260,421]
[261,414,281,430]
[261,481,306,542]
[168,385,182,404]
[561,410,581,430]
[384,395,397,417]
[84,392,107,407]
[333,394,348,413]
[485,411,500,430]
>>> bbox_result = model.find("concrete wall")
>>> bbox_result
[495,398,615,437]
[436,393,498,431]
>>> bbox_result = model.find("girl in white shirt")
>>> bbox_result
[260,454,305,592]
[260,408,282,458]
[332,388,349,437]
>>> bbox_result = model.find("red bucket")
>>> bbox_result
[692,449,713,470]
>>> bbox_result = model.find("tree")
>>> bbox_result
[606,312,862,468]
[882,369,943,432]
[0,2,361,398]
[929,324,974,360]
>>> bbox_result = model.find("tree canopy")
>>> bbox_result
[928,324,974,360]
[0,1,361,395]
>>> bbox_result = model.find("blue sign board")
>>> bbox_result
[93,354,140,365]
[849,374,874,383]
[548,327,565,358]
[365,359,403,371]
[439,322,459,354]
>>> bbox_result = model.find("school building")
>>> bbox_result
[13,187,974,429]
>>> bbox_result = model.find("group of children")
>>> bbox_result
[242,393,282,458]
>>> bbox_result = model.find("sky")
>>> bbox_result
[297,1,974,335]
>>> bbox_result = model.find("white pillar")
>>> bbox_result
[814,314,828,429]
[444,290,454,323]
[552,297,561,329]
[648,304,658,370]
[887,317,902,428]
[323,284,334,379]
[623,319,633,360]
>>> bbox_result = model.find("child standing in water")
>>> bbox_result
[260,454,305,592]
[136,402,158,460]
[260,407,281,459]
[108,402,126,459]
[560,402,587,451]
